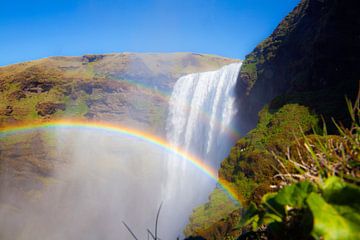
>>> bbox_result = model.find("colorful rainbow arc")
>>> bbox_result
[0,120,243,205]
[112,78,241,141]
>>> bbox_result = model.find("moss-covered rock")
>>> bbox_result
[186,0,360,238]
[220,104,318,203]
[185,104,319,239]
[236,0,359,134]
[36,102,66,116]
[184,188,239,238]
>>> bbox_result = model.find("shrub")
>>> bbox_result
[238,97,360,240]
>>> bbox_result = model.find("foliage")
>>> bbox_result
[238,97,360,239]
[273,97,360,186]
[189,97,359,239]
[239,177,360,240]
[184,188,239,237]
[240,55,258,92]
[199,0,360,237]
[219,103,319,205]
[185,104,319,239]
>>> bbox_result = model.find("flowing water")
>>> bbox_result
[0,63,241,239]
[161,62,242,238]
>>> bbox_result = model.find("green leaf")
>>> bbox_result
[262,212,282,223]
[251,215,260,231]
[260,181,316,221]
[322,176,360,211]
[262,192,285,218]
[239,202,259,228]
[275,181,316,209]
[307,192,360,240]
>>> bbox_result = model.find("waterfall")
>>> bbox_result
[162,62,242,238]
[0,62,242,240]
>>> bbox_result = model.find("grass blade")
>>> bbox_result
[155,202,163,239]
[122,221,139,240]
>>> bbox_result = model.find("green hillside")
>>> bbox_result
[185,0,360,239]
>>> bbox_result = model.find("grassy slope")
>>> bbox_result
[185,104,319,238]
[185,0,360,238]
[0,52,237,128]
[0,52,238,211]
[184,188,239,238]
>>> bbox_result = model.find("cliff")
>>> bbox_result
[0,52,237,205]
[185,0,360,239]
[237,0,359,134]
[0,52,237,133]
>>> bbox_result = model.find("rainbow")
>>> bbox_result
[112,77,241,141]
[0,120,243,205]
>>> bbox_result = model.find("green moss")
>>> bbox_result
[184,188,239,237]
[60,94,89,117]
[219,104,319,204]
[186,104,319,238]
[269,86,355,132]
[238,108,360,239]
[240,55,258,90]
[248,104,318,150]
[0,82,68,121]
[233,173,258,200]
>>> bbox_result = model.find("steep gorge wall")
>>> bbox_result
[237,0,360,133]
[185,0,360,238]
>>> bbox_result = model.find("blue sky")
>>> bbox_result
[0,0,300,66]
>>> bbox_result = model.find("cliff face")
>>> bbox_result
[0,52,236,134]
[0,52,237,206]
[185,0,360,239]
[237,0,360,133]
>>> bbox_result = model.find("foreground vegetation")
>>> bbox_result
[185,102,320,238]
[185,96,360,240]
[185,0,360,237]
[237,97,360,239]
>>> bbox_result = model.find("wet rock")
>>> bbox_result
[36,102,65,116]
[22,81,53,93]
[9,90,26,100]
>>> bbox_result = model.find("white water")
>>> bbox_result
[162,62,242,238]
[0,63,242,240]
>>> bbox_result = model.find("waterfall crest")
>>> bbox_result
[166,62,242,161]
[162,62,242,238]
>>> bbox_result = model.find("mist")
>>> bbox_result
[0,128,180,239]
[0,62,241,240]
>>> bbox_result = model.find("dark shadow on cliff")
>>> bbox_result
[235,0,360,134]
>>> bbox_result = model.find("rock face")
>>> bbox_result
[0,52,237,133]
[36,102,66,116]
[237,0,360,134]
[185,0,360,239]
